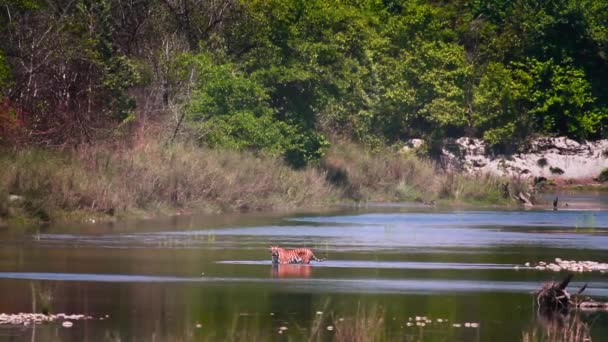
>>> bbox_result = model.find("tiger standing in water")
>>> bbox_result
[270,246,325,264]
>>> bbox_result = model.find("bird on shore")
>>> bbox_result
[553,197,558,211]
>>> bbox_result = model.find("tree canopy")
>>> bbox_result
[1,0,607,158]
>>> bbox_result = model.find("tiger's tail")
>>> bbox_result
[312,255,325,262]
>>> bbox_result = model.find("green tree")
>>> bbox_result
[183,51,329,165]
[0,51,10,92]
[474,58,603,149]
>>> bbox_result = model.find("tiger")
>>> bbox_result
[270,246,325,265]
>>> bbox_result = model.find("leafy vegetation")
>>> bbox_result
[599,168,608,182]
[1,0,606,154]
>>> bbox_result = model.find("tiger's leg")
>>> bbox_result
[288,255,302,264]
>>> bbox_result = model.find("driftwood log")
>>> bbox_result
[536,274,576,312]
[536,274,607,312]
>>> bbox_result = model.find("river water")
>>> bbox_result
[0,194,607,341]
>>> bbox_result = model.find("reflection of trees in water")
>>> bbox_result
[523,311,592,342]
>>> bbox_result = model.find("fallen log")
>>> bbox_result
[535,274,608,314]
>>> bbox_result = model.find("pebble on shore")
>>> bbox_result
[522,259,608,273]
[0,313,94,326]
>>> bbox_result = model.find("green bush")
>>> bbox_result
[285,132,331,169]
[599,168,608,182]
[204,111,295,153]
[549,166,565,175]
[183,52,329,166]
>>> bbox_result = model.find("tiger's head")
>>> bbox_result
[270,246,281,264]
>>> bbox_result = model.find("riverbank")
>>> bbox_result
[439,137,608,182]
[0,140,514,227]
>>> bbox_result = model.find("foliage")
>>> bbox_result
[474,58,604,149]
[0,0,607,150]
[183,51,329,165]
[0,51,11,92]
[598,168,608,182]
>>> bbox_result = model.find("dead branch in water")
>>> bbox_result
[536,274,575,312]
[536,274,608,313]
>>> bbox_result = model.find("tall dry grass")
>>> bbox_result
[331,305,386,342]
[0,140,519,225]
[322,142,433,201]
[0,142,337,224]
[522,313,593,342]
[322,141,511,205]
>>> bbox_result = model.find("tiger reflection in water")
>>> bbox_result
[271,264,312,278]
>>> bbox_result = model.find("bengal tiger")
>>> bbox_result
[270,246,325,265]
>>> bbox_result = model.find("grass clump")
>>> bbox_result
[322,141,513,205]
[321,142,440,203]
[437,172,506,204]
[332,305,386,342]
[522,314,592,342]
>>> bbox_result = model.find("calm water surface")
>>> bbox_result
[0,196,607,341]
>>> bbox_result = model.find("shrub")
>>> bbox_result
[285,132,331,169]
[183,52,328,167]
[599,168,608,182]
[549,166,565,175]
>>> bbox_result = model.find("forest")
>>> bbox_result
[1,0,607,159]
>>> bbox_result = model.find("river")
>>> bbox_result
[0,194,607,341]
